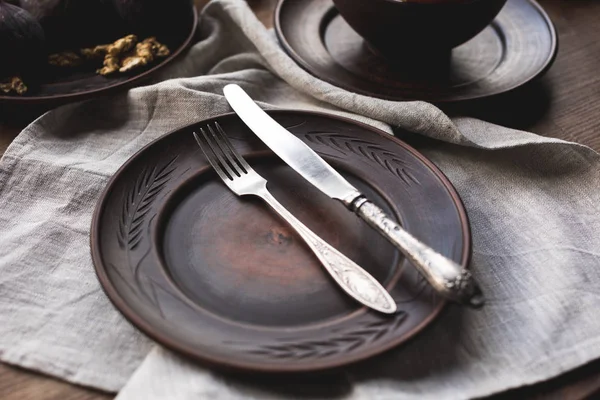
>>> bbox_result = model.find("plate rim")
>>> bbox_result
[91,110,472,373]
[274,0,558,102]
[0,6,198,106]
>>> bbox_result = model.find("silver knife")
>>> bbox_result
[223,84,484,308]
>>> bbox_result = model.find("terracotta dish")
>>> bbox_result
[0,6,197,106]
[332,0,507,58]
[276,0,557,102]
[92,110,472,372]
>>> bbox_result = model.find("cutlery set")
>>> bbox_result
[193,123,397,314]
[92,99,474,369]
[193,84,484,312]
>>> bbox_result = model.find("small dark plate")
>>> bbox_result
[275,0,557,102]
[91,111,471,372]
[0,7,198,106]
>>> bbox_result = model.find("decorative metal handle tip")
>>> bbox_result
[352,198,485,308]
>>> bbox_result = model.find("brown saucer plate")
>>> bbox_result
[275,0,557,102]
[0,6,197,106]
[91,111,471,372]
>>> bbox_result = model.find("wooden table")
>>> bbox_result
[1,0,599,398]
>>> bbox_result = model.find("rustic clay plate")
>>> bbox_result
[275,0,557,102]
[0,6,197,106]
[92,111,471,372]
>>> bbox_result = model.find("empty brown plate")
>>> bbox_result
[275,0,557,102]
[0,7,197,106]
[91,111,471,372]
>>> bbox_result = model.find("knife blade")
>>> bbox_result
[223,84,484,308]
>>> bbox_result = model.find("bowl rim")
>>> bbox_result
[335,0,501,7]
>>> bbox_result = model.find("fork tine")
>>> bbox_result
[203,127,240,179]
[214,122,251,172]
[194,130,233,182]
[207,124,245,177]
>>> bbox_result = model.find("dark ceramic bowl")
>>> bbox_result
[332,0,508,59]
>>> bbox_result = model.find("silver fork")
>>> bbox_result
[193,123,397,314]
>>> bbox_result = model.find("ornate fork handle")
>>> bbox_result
[353,199,484,308]
[255,187,397,314]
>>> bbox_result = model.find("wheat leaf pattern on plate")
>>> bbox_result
[303,132,420,186]
[235,312,407,360]
[117,155,179,250]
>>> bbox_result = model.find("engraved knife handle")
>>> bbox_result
[352,198,484,308]
[257,188,397,314]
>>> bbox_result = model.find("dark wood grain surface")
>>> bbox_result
[1,0,599,398]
